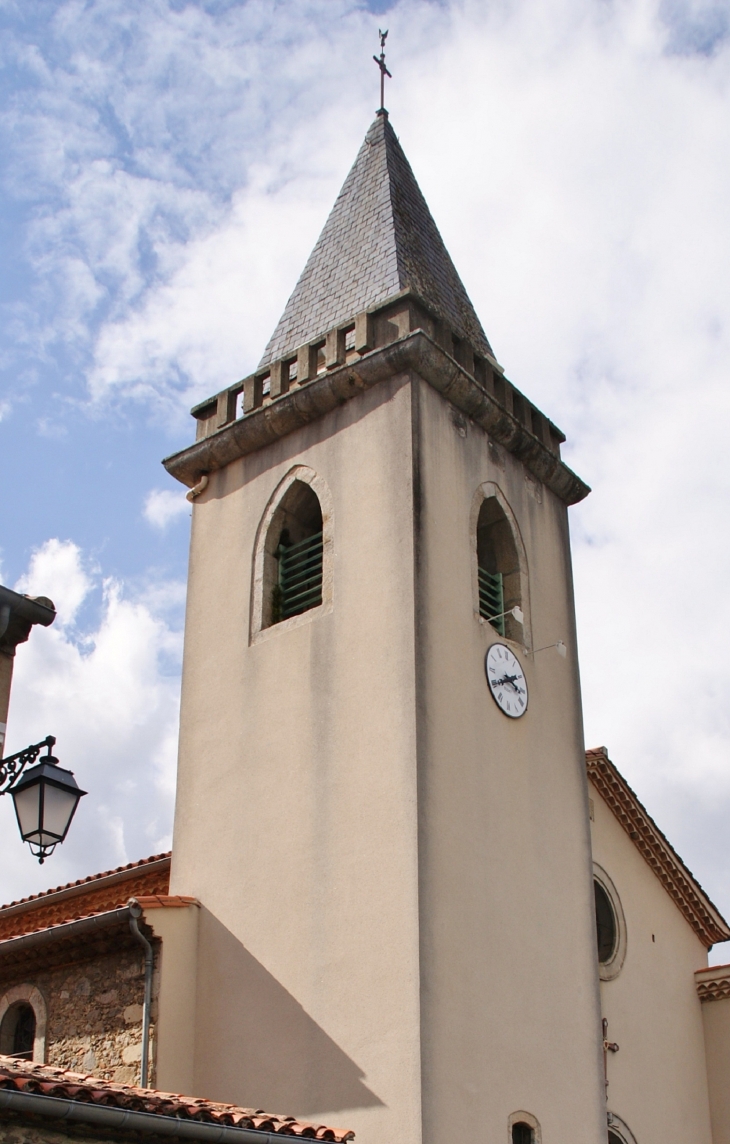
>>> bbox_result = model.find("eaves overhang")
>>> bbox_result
[0,907,150,974]
[0,585,55,656]
[0,1056,355,1142]
[163,330,590,507]
[587,747,730,949]
[696,963,730,1001]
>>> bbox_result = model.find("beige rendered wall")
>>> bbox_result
[144,903,199,1096]
[699,982,730,1144]
[412,378,606,1144]
[168,368,608,1142]
[590,784,713,1143]
[169,376,422,1144]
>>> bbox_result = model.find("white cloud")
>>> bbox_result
[143,488,190,530]
[15,538,93,627]
[397,0,730,951]
[1,540,182,903]
[1,0,383,418]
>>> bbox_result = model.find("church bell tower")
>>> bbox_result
[163,109,608,1144]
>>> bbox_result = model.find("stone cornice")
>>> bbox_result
[696,964,730,1002]
[163,329,589,506]
[587,748,730,948]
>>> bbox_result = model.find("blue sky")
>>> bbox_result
[2,0,730,951]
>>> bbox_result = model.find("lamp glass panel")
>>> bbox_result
[41,782,79,841]
[12,782,42,840]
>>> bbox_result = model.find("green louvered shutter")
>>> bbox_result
[277,532,323,620]
[478,566,504,634]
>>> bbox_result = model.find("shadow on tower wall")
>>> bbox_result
[192,909,385,1117]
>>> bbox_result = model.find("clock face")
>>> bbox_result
[485,643,528,718]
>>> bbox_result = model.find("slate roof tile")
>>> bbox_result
[259,113,493,367]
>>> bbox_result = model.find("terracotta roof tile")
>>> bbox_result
[0,852,171,911]
[695,963,730,1002]
[587,747,730,948]
[0,1057,354,1141]
[134,894,198,908]
[0,853,171,940]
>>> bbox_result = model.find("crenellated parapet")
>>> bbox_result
[164,289,588,506]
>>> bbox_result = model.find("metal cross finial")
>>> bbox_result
[373,29,391,114]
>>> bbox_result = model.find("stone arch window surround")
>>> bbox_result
[508,1110,541,1144]
[250,465,334,645]
[594,862,628,981]
[0,984,47,1063]
[471,482,531,649]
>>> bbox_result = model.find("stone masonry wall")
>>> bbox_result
[0,945,159,1086]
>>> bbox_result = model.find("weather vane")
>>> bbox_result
[373,29,391,114]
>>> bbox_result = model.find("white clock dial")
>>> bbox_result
[485,643,528,718]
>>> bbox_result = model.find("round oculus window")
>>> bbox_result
[594,879,617,963]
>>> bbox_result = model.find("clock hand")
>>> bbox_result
[493,673,524,693]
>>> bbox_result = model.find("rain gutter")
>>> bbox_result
[0,1087,321,1143]
[0,906,133,957]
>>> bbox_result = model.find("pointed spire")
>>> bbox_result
[259,115,494,368]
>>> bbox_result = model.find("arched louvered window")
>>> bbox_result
[266,480,323,627]
[476,495,521,640]
[251,466,333,642]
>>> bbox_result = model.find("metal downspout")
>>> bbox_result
[128,898,153,1087]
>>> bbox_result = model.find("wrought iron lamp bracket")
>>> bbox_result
[0,735,56,795]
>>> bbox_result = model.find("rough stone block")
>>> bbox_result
[325,329,343,369]
[243,375,256,414]
[355,312,373,354]
[297,344,314,383]
[269,360,287,398]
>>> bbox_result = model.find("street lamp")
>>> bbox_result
[0,736,86,863]
[5,737,86,863]
[0,584,87,862]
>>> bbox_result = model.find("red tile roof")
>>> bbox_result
[0,1057,354,1141]
[587,747,730,948]
[0,853,171,941]
[0,852,171,911]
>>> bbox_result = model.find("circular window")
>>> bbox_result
[593,865,627,981]
[595,880,616,962]
[607,1113,637,1144]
